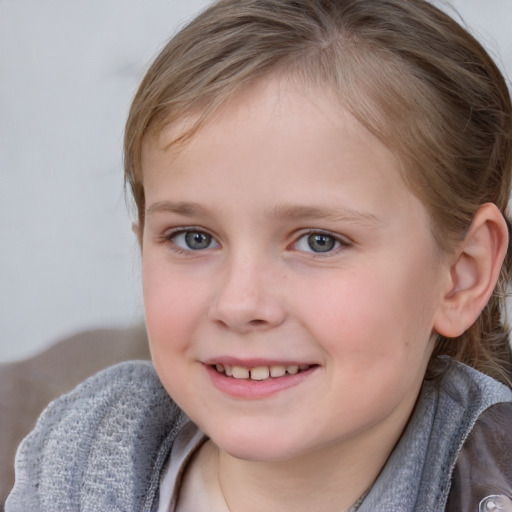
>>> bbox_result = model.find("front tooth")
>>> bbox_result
[224,365,233,377]
[270,365,286,377]
[232,366,250,379]
[286,365,299,375]
[250,366,270,380]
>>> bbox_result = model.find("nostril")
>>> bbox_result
[249,319,266,326]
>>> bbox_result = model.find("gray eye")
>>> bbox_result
[295,232,340,253]
[185,231,212,249]
[172,231,216,250]
[307,233,336,252]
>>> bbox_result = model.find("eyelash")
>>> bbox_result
[163,227,219,254]
[161,228,351,256]
[291,230,351,256]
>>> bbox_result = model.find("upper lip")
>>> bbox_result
[203,357,316,367]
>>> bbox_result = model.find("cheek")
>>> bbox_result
[296,270,393,344]
[298,261,438,363]
[143,269,203,406]
[143,258,203,357]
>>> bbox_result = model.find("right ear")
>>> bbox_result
[132,223,143,246]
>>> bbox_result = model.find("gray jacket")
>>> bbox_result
[6,358,512,511]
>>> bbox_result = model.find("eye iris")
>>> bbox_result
[307,233,335,252]
[185,231,211,250]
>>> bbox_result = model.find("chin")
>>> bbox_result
[209,427,304,463]
[222,444,295,463]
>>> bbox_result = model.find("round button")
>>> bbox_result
[479,495,512,512]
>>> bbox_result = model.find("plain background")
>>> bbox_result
[1,0,511,362]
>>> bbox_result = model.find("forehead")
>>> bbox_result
[141,76,422,225]
[144,77,388,168]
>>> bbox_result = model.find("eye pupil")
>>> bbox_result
[307,234,335,252]
[185,231,211,250]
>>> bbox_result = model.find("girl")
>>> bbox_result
[7,0,512,510]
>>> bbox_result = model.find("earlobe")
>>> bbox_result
[433,203,509,338]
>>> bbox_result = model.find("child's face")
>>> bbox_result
[141,78,451,463]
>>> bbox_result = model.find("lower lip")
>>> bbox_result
[205,364,317,399]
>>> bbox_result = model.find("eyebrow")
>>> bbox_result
[266,204,383,225]
[146,201,211,217]
[146,200,381,225]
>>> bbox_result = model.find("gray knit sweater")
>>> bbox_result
[6,358,512,511]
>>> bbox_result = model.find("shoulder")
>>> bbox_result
[7,361,188,512]
[433,358,512,408]
[447,401,512,512]
[405,358,512,511]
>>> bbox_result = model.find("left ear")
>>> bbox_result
[433,203,509,338]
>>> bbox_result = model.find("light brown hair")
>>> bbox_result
[124,0,512,384]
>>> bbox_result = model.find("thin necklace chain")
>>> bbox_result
[217,449,233,512]
[215,446,368,512]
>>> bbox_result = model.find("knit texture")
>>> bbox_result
[7,361,187,512]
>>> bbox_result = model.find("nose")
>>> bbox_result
[208,254,286,333]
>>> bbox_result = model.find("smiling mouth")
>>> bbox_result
[211,363,314,381]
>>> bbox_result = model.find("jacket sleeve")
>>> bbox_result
[446,401,512,512]
[5,361,185,512]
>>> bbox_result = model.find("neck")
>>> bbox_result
[216,431,394,512]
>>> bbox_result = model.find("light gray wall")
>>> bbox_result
[1,0,511,362]
[0,0,212,361]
